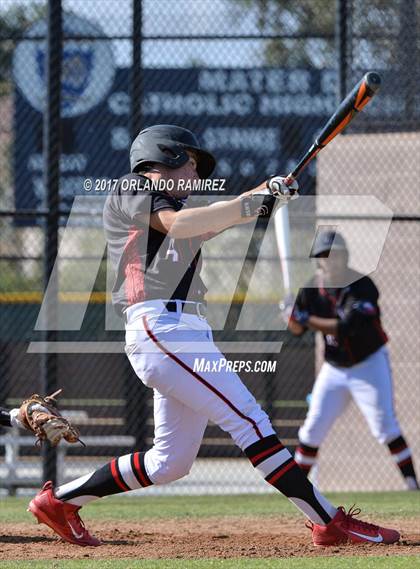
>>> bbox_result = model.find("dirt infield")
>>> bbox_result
[1,516,419,560]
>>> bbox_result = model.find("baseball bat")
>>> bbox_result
[275,73,381,315]
[227,73,381,330]
[285,71,381,185]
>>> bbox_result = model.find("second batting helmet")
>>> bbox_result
[310,230,347,257]
[130,124,216,179]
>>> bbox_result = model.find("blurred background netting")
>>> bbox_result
[0,0,418,495]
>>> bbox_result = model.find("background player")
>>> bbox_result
[28,125,400,547]
[286,230,418,490]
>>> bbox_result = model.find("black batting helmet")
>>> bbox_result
[310,230,348,257]
[130,124,216,179]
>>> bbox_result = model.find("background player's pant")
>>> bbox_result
[125,301,276,484]
[298,346,402,448]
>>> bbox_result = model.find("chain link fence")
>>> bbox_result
[0,0,419,494]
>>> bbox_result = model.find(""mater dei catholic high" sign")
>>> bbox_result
[13,13,351,216]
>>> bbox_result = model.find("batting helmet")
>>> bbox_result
[130,124,216,179]
[310,230,347,257]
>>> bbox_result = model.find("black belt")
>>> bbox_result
[123,301,207,323]
[166,301,206,316]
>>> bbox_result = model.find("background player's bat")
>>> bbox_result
[274,205,292,298]
[285,71,381,185]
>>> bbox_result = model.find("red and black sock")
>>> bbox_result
[294,442,319,477]
[388,436,419,489]
[55,451,153,505]
[245,435,336,524]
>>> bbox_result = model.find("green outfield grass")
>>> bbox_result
[1,491,418,523]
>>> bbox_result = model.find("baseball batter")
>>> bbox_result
[287,231,419,490]
[28,125,400,547]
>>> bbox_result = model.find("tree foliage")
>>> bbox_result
[0,3,46,90]
[238,0,416,69]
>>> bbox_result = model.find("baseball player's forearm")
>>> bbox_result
[153,197,254,239]
[288,319,306,336]
[0,407,12,427]
[1,407,24,428]
[307,316,338,335]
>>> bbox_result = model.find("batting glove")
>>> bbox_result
[241,176,299,218]
[9,408,23,428]
[267,175,299,201]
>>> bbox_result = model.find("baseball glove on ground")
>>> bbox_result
[18,389,83,446]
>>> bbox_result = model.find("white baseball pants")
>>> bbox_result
[125,300,275,485]
[299,345,402,447]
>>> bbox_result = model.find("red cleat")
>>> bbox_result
[309,506,400,546]
[28,481,101,547]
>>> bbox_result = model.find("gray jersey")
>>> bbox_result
[103,173,207,317]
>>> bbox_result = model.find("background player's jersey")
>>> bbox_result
[293,269,388,367]
[103,173,207,317]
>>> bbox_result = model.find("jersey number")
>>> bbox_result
[165,238,179,262]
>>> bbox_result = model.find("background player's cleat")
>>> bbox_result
[309,506,400,546]
[28,481,101,547]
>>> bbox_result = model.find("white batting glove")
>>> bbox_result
[10,404,49,430]
[9,408,23,428]
[267,176,299,201]
[240,176,299,218]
